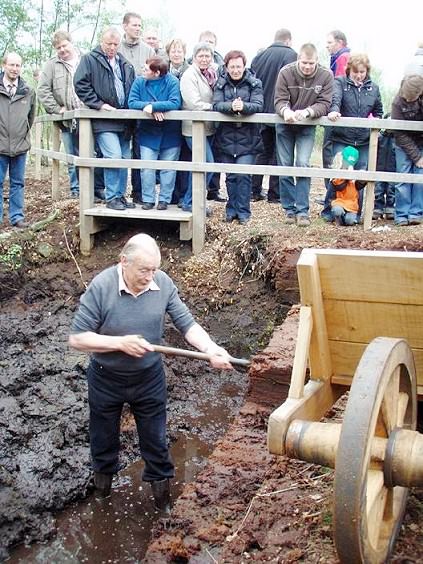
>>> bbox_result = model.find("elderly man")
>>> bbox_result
[69,233,232,513]
[74,28,135,210]
[0,52,36,228]
[275,43,334,227]
[38,31,82,198]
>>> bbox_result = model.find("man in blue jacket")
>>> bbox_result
[74,28,135,210]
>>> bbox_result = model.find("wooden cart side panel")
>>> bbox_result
[297,253,332,381]
[324,300,423,349]
[315,252,423,305]
[329,340,423,393]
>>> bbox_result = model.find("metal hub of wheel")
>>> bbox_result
[334,337,417,564]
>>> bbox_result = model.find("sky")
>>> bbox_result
[125,0,422,90]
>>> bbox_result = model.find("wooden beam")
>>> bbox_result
[289,306,313,399]
[363,129,379,230]
[191,121,206,255]
[297,251,332,380]
[34,122,42,180]
[78,118,96,255]
[51,124,61,201]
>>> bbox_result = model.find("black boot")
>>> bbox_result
[151,478,171,514]
[94,472,112,498]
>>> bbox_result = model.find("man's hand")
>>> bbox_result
[416,156,423,168]
[208,345,234,370]
[118,335,155,357]
[294,109,310,121]
[232,97,244,112]
[328,111,341,121]
[101,103,116,111]
[283,108,297,123]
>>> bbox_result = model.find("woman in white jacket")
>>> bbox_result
[180,42,217,211]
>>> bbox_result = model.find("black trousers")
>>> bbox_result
[87,359,174,482]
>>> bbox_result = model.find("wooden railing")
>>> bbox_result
[33,110,423,255]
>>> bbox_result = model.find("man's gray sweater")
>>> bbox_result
[71,266,195,375]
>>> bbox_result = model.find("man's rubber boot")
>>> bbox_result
[151,478,171,515]
[94,472,112,499]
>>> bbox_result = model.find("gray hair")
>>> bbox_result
[192,42,214,58]
[120,233,161,263]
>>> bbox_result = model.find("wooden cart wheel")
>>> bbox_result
[334,337,417,564]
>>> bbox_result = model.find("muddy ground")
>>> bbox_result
[1,173,422,562]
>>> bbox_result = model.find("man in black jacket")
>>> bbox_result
[74,28,135,210]
[251,29,297,202]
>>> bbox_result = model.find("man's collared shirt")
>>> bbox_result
[117,264,160,297]
[3,77,18,97]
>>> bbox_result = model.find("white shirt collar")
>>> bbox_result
[117,263,160,297]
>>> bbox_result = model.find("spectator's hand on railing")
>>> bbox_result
[153,112,165,122]
[143,104,153,114]
[416,157,423,168]
[283,108,297,123]
[294,109,310,121]
[328,111,341,121]
[232,97,244,113]
[101,103,116,111]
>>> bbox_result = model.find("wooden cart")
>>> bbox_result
[268,248,423,564]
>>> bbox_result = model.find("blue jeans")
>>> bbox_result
[0,152,27,224]
[394,144,423,223]
[96,132,131,201]
[181,135,214,209]
[61,129,79,194]
[140,145,181,204]
[275,124,316,217]
[321,142,369,220]
[220,153,254,219]
[332,205,358,225]
[87,359,174,481]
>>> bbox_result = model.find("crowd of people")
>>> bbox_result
[1,13,423,229]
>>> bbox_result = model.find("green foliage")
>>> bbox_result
[0,243,23,270]
[0,0,34,57]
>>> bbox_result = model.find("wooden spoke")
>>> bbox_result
[381,365,400,435]
[334,337,417,564]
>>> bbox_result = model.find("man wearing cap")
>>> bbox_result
[0,52,36,229]
[274,43,333,227]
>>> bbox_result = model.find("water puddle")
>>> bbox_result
[7,433,211,563]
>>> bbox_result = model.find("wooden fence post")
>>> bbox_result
[191,120,206,255]
[51,123,61,200]
[363,128,379,230]
[78,118,96,255]
[34,122,42,180]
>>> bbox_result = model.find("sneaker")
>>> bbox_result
[372,210,383,220]
[157,202,168,211]
[121,196,135,209]
[132,196,143,205]
[225,216,236,223]
[142,202,155,210]
[239,217,250,225]
[207,193,226,202]
[408,217,423,225]
[284,214,295,225]
[395,220,408,226]
[251,192,266,201]
[181,205,192,212]
[297,216,311,227]
[106,198,125,210]
[384,212,394,220]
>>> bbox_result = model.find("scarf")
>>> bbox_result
[200,66,217,88]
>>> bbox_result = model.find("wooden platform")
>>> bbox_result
[83,204,193,241]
